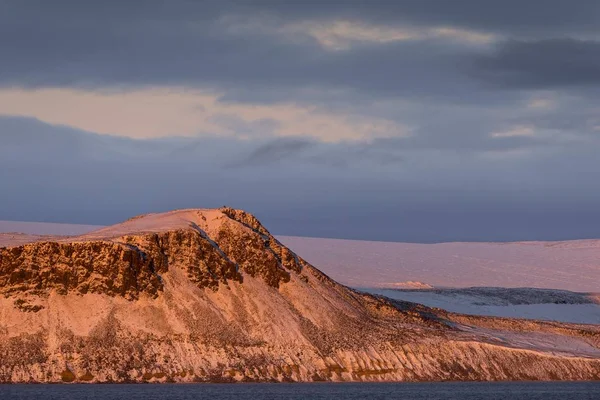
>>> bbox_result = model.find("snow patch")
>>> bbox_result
[377,281,434,289]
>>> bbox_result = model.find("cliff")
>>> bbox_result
[0,208,599,383]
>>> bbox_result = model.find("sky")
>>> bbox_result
[2,0,600,242]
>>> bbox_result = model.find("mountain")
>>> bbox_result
[0,208,599,383]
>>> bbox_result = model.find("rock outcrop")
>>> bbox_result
[0,208,599,383]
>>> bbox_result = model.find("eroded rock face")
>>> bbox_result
[122,230,242,291]
[0,210,300,297]
[219,207,304,274]
[0,241,163,300]
[213,219,290,288]
[0,208,599,383]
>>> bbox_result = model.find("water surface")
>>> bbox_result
[2,382,600,400]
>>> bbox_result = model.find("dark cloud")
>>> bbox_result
[5,1,599,36]
[471,39,600,88]
[374,133,545,153]
[1,1,596,98]
[0,20,482,104]
[229,138,316,167]
[241,0,600,36]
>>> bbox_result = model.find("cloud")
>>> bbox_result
[526,93,559,110]
[2,1,599,94]
[0,87,406,141]
[490,125,536,138]
[471,39,600,89]
[228,138,316,167]
[284,20,496,51]
[238,1,600,37]
[0,1,520,102]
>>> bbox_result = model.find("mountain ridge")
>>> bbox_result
[0,208,599,382]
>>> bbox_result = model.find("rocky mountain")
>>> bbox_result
[0,207,599,383]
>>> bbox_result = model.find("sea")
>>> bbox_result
[1,382,600,400]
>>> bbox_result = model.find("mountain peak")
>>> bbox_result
[1,208,599,383]
[0,207,304,302]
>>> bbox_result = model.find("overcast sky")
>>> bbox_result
[2,0,600,242]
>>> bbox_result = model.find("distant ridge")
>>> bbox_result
[0,220,102,236]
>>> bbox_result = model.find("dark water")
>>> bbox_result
[1,382,600,400]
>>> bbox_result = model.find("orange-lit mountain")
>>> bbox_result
[0,208,599,382]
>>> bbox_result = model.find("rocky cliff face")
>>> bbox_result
[0,208,599,383]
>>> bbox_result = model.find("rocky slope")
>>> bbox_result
[0,207,599,383]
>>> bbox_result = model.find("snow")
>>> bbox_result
[0,209,225,246]
[366,288,600,324]
[279,236,600,293]
[76,209,225,240]
[382,281,434,289]
[0,220,102,236]
[460,326,600,357]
